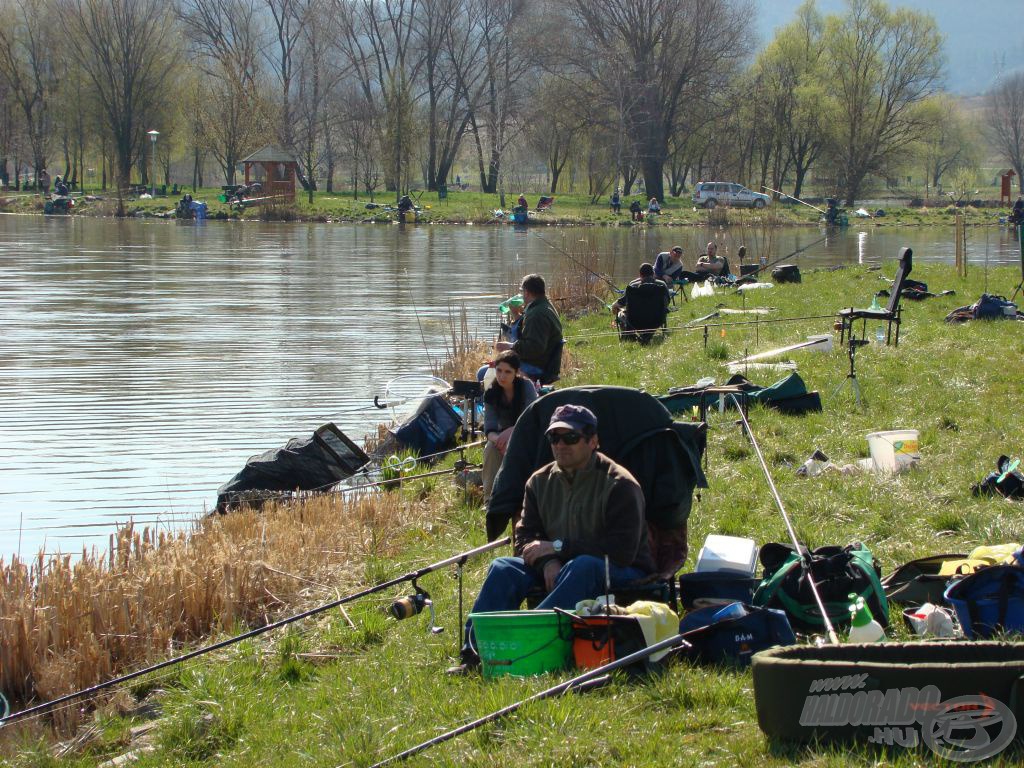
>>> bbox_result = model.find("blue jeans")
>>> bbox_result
[464,555,646,651]
[520,361,544,378]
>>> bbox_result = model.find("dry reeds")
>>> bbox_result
[0,491,428,730]
[544,237,618,317]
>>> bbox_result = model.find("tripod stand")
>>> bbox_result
[830,335,868,407]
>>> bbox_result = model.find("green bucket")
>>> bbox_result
[470,610,574,679]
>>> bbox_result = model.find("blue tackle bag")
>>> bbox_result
[679,602,796,667]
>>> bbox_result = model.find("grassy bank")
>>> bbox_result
[2,187,1017,228]
[5,263,1024,766]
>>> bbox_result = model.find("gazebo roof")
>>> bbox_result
[241,145,298,164]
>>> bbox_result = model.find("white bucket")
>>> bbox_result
[866,429,920,473]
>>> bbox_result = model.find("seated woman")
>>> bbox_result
[481,350,538,503]
[648,197,661,214]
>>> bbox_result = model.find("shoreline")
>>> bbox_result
[3,189,1017,228]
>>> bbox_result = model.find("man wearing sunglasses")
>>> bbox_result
[452,405,653,672]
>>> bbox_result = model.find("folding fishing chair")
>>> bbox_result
[837,247,913,347]
[617,281,670,344]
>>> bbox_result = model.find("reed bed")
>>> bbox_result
[0,491,428,731]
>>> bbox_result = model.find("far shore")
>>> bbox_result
[2,188,1016,228]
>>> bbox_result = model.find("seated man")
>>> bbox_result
[630,199,643,222]
[397,194,415,216]
[695,241,730,279]
[648,197,661,214]
[611,263,670,343]
[454,405,654,671]
[654,246,685,284]
[54,175,70,197]
[496,274,562,381]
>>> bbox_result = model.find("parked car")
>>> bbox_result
[692,182,770,209]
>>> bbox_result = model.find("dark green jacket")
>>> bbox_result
[513,296,562,373]
[487,386,708,574]
[516,452,654,573]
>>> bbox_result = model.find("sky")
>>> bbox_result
[754,0,1024,95]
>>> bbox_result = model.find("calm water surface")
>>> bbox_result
[1,216,1020,559]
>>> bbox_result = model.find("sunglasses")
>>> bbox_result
[547,431,583,445]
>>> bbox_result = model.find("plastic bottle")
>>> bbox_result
[875,326,885,343]
[847,593,885,643]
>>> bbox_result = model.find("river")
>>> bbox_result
[0,215,1020,560]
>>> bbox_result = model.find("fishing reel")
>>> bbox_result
[389,581,443,634]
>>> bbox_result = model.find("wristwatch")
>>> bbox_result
[552,539,563,554]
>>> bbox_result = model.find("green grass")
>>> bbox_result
[7,263,1024,766]
[4,186,1017,227]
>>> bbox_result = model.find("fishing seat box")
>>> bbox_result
[677,536,760,611]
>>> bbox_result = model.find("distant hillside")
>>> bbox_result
[753,0,1024,95]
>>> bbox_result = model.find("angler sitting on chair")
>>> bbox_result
[611,262,670,344]
[452,405,654,673]
[495,273,563,384]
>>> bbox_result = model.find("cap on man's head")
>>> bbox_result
[639,262,654,277]
[546,404,598,435]
[671,246,683,254]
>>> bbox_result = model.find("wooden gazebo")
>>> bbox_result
[241,145,299,200]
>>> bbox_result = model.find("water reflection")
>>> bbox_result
[0,216,1019,558]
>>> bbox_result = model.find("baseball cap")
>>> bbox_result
[499,295,524,314]
[546,404,598,434]
[672,246,683,254]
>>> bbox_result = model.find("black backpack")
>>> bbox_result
[972,456,1024,500]
[771,264,801,283]
[752,542,889,632]
[972,294,1017,320]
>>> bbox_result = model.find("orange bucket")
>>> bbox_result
[571,615,646,670]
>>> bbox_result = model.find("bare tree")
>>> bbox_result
[338,0,423,198]
[466,0,533,196]
[562,0,750,202]
[59,0,178,208]
[0,0,58,189]
[263,0,308,150]
[415,0,476,190]
[293,0,349,200]
[986,71,1024,192]
[179,0,267,185]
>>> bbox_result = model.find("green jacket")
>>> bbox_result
[513,296,562,372]
[515,451,654,573]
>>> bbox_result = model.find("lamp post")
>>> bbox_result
[147,130,159,197]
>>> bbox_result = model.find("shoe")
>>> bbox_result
[445,649,480,676]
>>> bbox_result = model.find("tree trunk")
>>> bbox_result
[641,157,664,203]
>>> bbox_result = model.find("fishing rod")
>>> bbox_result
[0,537,511,728]
[562,312,835,341]
[531,231,623,294]
[748,234,829,280]
[762,185,826,215]
[728,393,840,646]
[367,633,689,767]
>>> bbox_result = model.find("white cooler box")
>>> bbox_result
[695,535,759,577]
